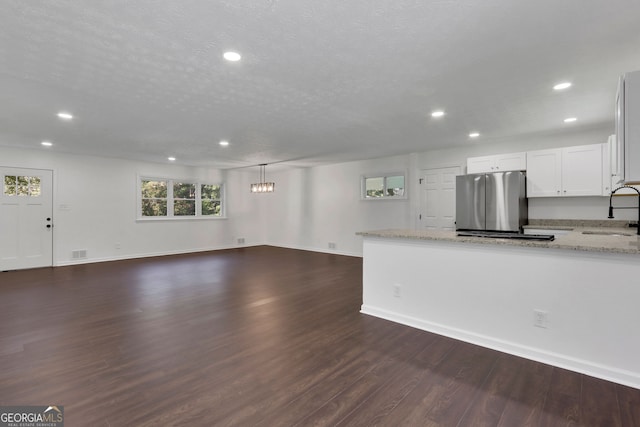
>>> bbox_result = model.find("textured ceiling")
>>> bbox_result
[1,1,640,169]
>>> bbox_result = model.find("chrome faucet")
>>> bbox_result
[608,185,640,235]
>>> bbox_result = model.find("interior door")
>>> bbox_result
[420,166,460,230]
[1,167,53,271]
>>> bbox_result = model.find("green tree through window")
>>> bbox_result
[201,184,222,216]
[173,182,196,216]
[139,177,224,218]
[141,180,168,216]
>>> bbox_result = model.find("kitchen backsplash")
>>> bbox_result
[528,219,634,228]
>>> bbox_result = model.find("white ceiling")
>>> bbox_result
[1,1,640,169]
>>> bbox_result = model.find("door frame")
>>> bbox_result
[418,165,461,230]
[0,166,54,270]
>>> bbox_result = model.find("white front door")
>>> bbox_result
[420,166,460,230]
[1,167,53,271]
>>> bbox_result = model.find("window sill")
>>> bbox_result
[136,216,227,222]
[361,196,408,201]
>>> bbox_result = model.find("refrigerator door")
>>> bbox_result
[486,171,527,232]
[455,174,485,230]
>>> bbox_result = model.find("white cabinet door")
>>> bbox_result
[609,134,623,183]
[623,70,640,183]
[495,152,526,172]
[562,144,603,196]
[526,149,562,197]
[467,156,494,174]
[602,141,613,195]
[527,144,605,198]
[467,152,526,174]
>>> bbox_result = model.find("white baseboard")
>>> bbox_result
[53,242,360,267]
[267,243,362,258]
[54,242,266,266]
[361,304,640,390]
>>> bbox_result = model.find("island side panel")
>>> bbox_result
[361,236,640,389]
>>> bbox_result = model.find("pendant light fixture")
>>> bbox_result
[250,164,275,193]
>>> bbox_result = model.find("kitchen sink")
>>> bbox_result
[581,230,633,237]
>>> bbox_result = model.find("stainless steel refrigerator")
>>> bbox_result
[455,171,528,232]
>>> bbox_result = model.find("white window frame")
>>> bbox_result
[361,172,407,200]
[137,175,226,220]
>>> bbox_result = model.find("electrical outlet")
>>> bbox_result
[328,242,336,249]
[392,284,401,298]
[115,242,121,250]
[533,309,549,328]
[237,238,245,245]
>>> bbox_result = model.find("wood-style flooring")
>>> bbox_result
[1,246,639,426]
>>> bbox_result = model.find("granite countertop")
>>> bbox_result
[357,220,640,255]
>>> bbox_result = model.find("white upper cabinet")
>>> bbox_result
[466,156,493,174]
[608,134,623,187]
[527,144,605,197]
[603,138,613,195]
[562,144,604,196]
[526,149,562,197]
[466,152,526,174]
[617,70,640,183]
[496,152,528,172]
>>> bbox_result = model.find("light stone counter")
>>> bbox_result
[357,225,640,254]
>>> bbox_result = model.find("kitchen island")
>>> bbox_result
[357,224,640,389]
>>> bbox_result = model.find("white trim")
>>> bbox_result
[137,174,224,220]
[360,235,640,390]
[269,242,362,258]
[54,242,267,266]
[360,170,408,200]
[360,305,640,390]
[135,216,228,222]
[53,242,362,267]
[1,166,54,270]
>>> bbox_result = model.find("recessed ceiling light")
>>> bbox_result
[564,117,577,123]
[219,140,229,147]
[223,51,241,62]
[469,132,480,138]
[57,112,73,120]
[431,110,445,118]
[553,82,572,91]
[168,157,176,161]
[41,141,53,147]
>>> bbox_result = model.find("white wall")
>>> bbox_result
[411,126,638,221]
[265,155,412,256]
[529,196,635,220]
[1,147,265,266]
[361,236,640,389]
[265,125,632,256]
[411,126,611,168]
[2,124,630,264]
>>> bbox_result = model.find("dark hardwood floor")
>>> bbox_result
[1,246,639,426]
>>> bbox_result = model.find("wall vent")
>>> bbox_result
[71,249,87,259]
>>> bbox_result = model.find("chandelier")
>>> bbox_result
[250,164,275,193]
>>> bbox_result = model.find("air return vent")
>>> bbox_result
[71,249,87,259]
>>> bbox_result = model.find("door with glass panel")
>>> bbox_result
[1,167,53,271]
